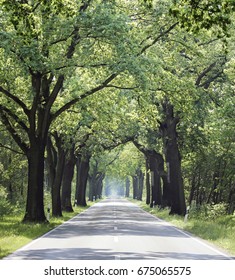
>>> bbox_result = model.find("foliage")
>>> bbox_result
[189,203,230,221]
[170,0,235,35]
[105,143,145,180]
[0,0,234,221]
[0,185,13,217]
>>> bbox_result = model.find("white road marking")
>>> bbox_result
[138,207,232,260]
[114,236,119,242]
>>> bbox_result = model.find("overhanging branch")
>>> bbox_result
[0,143,25,155]
[51,73,118,121]
[106,84,138,90]
[0,86,29,116]
[0,104,29,133]
[0,110,28,155]
[139,22,179,55]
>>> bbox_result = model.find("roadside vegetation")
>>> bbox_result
[133,199,235,256]
[0,203,93,259]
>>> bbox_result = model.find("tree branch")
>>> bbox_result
[106,84,138,90]
[46,75,64,111]
[51,73,118,121]
[100,135,134,151]
[139,22,179,55]
[200,71,224,89]
[132,139,147,155]
[0,104,29,133]
[105,152,121,167]
[0,110,28,154]
[65,0,93,59]
[195,62,217,87]
[0,143,25,155]
[0,86,29,116]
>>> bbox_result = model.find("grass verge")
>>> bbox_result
[0,203,94,259]
[131,199,235,256]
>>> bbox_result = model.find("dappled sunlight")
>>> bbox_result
[5,198,232,260]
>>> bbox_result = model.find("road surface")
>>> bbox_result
[4,198,233,260]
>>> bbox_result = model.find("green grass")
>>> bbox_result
[0,203,93,259]
[131,199,235,256]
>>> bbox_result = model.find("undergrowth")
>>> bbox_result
[132,199,235,256]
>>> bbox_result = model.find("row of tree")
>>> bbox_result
[1,0,234,222]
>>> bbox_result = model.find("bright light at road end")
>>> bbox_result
[104,177,125,198]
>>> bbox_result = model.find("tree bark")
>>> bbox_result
[46,136,57,192]
[23,139,47,222]
[51,134,66,217]
[75,155,90,206]
[145,158,151,205]
[22,74,62,222]
[88,160,98,201]
[61,146,76,212]
[137,168,144,201]
[160,100,186,215]
[148,151,162,207]
[132,175,138,199]
[125,177,130,198]
[96,172,105,199]
[132,141,165,206]
[161,174,171,207]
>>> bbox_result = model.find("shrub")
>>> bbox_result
[189,202,229,221]
[205,203,228,220]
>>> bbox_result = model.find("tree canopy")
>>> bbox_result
[0,0,234,221]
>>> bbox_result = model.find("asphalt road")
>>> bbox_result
[5,198,233,260]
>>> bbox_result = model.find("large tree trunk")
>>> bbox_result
[161,100,186,216]
[145,151,163,208]
[23,74,63,222]
[148,152,162,207]
[125,177,130,198]
[132,175,138,199]
[88,161,105,200]
[145,158,151,205]
[61,147,76,212]
[161,174,171,208]
[137,168,144,201]
[46,136,57,193]
[96,173,105,199]
[89,161,98,201]
[23,139,47,222]
[75,155,90,206]
[51,134,66,217]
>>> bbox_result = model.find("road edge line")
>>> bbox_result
[135,202,233,260]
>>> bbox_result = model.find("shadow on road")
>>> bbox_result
[6,247,231,260]
[5,199,233,260]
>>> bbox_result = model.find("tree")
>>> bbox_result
[1,0,234,221]
[47,132,66,217]
[0,0,138,222]
[75,153,91,207]
[61,144,76,212]
[159,99,186,215]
